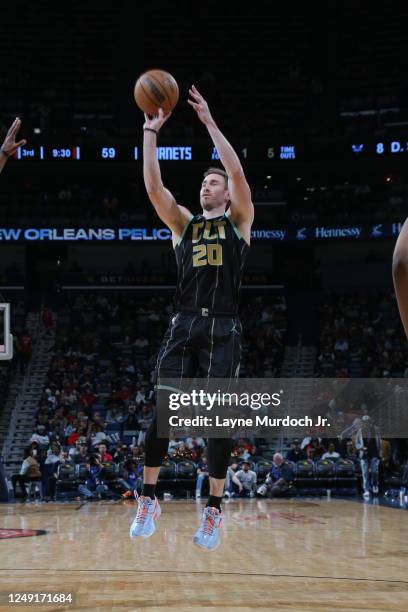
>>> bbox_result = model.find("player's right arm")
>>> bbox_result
[143,109,193,238]
[0,118,26,175]
[393,217,408,338]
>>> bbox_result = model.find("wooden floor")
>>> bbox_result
[0,497,407,611]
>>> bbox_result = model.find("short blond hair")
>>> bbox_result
[203,167,228,189]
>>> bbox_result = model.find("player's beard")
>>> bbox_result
[200,197,224,211]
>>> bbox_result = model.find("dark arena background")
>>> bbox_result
[1,2,408,610]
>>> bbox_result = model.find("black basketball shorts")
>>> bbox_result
[153,311,242,383]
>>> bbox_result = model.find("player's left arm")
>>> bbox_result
[393,217,408,338]
[188,86,254,239]
[0,118,26,175]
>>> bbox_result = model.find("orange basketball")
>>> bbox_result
[134,69,179,115]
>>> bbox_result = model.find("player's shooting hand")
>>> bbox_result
[1,118,27,156]
[188,85,213,125]
[143,108,172,133]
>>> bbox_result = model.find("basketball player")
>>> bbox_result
[393,219,408,338]
[0,118,26,175]
[130,85,254,550]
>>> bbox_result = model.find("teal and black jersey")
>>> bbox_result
[173,212,249,314]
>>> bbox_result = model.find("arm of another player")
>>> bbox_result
[392,217,408,338]
[143,110,193,237]
[188,86,254,239]
[0,118,27,175]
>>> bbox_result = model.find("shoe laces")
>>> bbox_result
[202,508,219,536]
[135,496,149,524]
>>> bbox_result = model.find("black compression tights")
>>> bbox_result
[144,414,233,479]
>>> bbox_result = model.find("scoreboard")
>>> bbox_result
[12,138,408,162]
[13,143,298,162]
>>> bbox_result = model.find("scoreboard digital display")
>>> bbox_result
[351,140,408,156]
[12,137,408,163]
[13,143,298,162]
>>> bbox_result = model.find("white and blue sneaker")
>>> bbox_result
[193,506,222,551]
[129,493,161,538]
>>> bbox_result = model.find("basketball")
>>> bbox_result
[134,69,179,115]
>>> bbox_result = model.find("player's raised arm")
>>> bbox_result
[188,85,254,234]
[393,218,408,338]
[143,109,192,237]
[0,118,27,175]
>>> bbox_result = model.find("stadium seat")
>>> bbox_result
[255,459,273,480]
[159,460,177,480]
[177,460,196,479]
[295,459,314,478]
[101,462,118,481]
[315,459,336,488]
[76,464,89,482]
[335,459,358,491]
[335,459,356,478]
[55,464,78,497]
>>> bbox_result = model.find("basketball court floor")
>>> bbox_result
[1,498,407,611]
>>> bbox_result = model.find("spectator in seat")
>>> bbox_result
[321,442,340,460]
[232,461,257,497]
[113,443,129,464]
[44,443,66,500]
[131,445,145,462]
[232,437,256,460]
[12,447,42,499]
[92,411,106,428]
[45,442,61,464]
[89,424,106,447]
[117,459,143,498]
[106,402,126,424]
[135,403,154,445]
[124,403,140,431]
[30,424,50,448]
[195,455,209,499]
[78,456,108,500]
[134,385,147,407]
[257,453,294,498]
[173,442,192,460]
[305,436,325,460]
[68,436,87,460]
[167,438,180,457]
[79,384,97,409]
[286,439,307,462]
[66,424,81,447]
[72,442,90,465]
[185,436,206,451]
[97,441,113,462]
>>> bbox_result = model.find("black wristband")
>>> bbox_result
[0,146,9,158]
[143,127,158,136]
